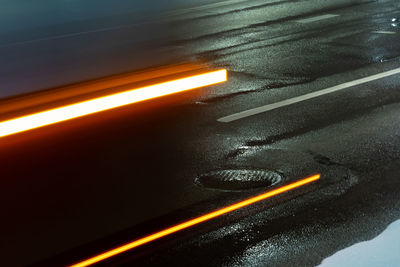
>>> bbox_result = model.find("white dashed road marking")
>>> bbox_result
[296,14,339,23]
[217,67,400,123]
[372,31,396,34]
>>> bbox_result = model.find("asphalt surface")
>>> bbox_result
[2,0,400,266]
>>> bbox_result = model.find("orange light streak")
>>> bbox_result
[71,174,320,267]
[0,69,227,138]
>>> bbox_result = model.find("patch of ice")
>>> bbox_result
[318,219,400,267]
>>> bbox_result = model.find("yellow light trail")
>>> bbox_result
[71,174,320,267]
[0,69,227,138]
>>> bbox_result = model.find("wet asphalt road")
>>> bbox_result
[2,0,400,266]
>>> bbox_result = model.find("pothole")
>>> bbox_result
[195,169,283,191]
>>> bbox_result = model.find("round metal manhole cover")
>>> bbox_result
[196,169,283,191]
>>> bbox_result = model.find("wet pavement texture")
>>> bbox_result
[2,0,400,266]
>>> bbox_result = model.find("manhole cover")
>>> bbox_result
[196,169,282,191]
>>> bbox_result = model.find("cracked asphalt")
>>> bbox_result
[1,0,400,266]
